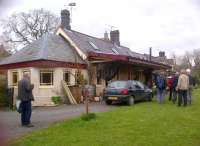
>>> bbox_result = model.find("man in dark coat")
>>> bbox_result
[172,72,179,104]
[18,72,34,127]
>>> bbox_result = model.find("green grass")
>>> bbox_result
[10,89,200,146]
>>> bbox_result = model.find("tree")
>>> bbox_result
[0,8,60,51]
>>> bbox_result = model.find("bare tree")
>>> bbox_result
[1,8,60,51]
[193,49,200,67]
[179,51,193,69]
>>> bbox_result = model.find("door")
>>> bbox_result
[135,81,145,100]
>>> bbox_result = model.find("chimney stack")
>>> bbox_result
[61,9,71,30]
[110,30,120,46]
[159,51,165,57]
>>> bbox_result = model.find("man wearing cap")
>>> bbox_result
[176,69,189,106]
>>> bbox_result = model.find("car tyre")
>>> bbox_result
[128,96,135,105]
[105,100,112,105]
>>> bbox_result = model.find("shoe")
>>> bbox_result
[22,124,34,127]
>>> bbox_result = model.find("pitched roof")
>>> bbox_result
[0,34,86,65]
[63,29,149,60]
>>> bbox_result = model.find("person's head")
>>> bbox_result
[186,68,191,75]
[175,72,179,76]
[23,72,30,79]
[180,69,186,75]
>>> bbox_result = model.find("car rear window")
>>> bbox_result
[108,81,128,88]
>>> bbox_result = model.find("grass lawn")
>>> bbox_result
[10,89,200,146]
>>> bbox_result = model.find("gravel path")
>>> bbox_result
[0,103,115,140]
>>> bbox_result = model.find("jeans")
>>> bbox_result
[157,89,165,104]
[178,90,187,106]
[172,89,178,104]
[187,87,192,105]
[168,88,172,101]
[21,101,32,125]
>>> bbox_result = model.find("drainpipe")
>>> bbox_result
[149,47,152,61]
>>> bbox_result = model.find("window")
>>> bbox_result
[136,81,145,89]
[111,47,119,54]
[89,42,99,50]
[63,71,70,85]
[40,70,53,86]
[12,72,18,86]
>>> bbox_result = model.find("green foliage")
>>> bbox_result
[0,75,8,106]
[75,70,88,85]
[51,96,62,105]
[81,113,96,121]
[10,89,200,146]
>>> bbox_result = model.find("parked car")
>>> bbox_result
[103,80,153,105]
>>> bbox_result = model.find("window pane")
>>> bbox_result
[12,72,18,85]
[40,71,53,85]
[64,72,70,84]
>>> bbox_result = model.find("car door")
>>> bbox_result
[135,81,145,100]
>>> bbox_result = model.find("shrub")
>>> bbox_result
[81,113,96,121]
[0,75,8,107]
[51,96,62,105]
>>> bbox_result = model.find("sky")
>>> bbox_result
[0,0,200,57]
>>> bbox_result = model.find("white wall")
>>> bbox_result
[8,67,88,106]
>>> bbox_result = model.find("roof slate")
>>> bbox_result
[0,34,86,65]
[64,29,145,57]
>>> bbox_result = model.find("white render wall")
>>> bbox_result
[7,67,88,106]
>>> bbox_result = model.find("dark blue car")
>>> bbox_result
[103,80,153,105]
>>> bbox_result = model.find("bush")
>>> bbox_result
[51,96,62,105]
[81,113,96,121]
[0,75,8,107]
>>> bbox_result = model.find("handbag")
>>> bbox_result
[16,100,22,113]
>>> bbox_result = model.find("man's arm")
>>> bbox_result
[24,80,34,92]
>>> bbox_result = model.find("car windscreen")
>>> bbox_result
[107,81,128,88]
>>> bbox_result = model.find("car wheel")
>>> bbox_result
[105,100,112,105]
[128,96,135,105]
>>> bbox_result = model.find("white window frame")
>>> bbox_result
[40,70,54,86]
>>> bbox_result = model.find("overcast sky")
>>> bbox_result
[0,0,200,57]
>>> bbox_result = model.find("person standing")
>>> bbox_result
[186,69,196,105]
[155,73,166,104]
[172,72,179,104]
[18,72,34,127]
[176,69,189,107]
[167,76,173,101]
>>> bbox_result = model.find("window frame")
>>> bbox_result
[63,71,70,85]
[40,70,54,86]
[12,71,18,86]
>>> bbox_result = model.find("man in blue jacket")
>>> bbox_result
[155,72,166,104]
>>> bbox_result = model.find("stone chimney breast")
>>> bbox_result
[61,9,71,30]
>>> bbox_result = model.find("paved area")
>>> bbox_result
[0,103,115,140]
